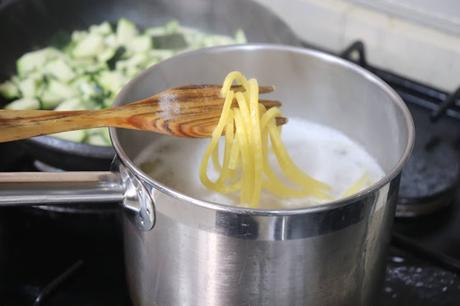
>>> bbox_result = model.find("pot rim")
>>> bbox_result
[110,43,415,216]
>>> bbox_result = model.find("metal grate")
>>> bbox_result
[339,40,460,120]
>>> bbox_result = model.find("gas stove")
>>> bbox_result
[0,41,459,306]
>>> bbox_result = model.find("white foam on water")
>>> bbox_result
[135,118,385,209]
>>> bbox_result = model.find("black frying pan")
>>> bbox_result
[0,0,299,170]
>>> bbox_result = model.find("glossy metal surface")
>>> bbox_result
[113,45,415,306]
[0,172,123,205]
[0,169,154,231]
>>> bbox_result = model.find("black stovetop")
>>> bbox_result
[1,201,460,306]
[0,41,459,305]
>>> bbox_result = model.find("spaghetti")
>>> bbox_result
[199,71,332,208]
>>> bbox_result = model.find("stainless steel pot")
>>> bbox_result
[0,45,415,306]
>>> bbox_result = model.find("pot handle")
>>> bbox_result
[0,170,155,231]
[0,171,123,206]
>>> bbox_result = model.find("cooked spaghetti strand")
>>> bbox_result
[200,71,332,207]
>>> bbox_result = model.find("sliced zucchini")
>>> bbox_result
[18,78,40,98]
[70,57,107,74]
[54,99,83,111]
[71,30,87,43]
[69,57,93,67]
[89,22,112,36]
[45,58,75,82]
[124,67,139,79]
[97,48,116,63]
[103,98,114,108]
[41,80,78,109]
[73,77,103,100]
[116,18,138,45]
[152,33,187,49]
[1,18,246,146]
[117,53,148,69]
[100,127,111,143]
[0,80,19,99]
[143,57,160,69]
[72,34,105,58]
[48,79,78,97]
[104,34,118,48]
[148,49,175,61]
[203,35,235,47]
[145,26,168,37]
[17,48,60,76]
[128,36,152,53]
[164,20,180,33]
[87,132,110,146]
[52,130,86,142]
[106,46,126,70]
[5,98,40,110]
[97,70,126,95]
[87,128,111,146]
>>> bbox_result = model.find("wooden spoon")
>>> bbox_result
[0,85,286,142]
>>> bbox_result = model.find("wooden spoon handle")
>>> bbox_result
[0,109,110,142]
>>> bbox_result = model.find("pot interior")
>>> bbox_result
[112,45,414,208]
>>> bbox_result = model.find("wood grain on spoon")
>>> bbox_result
[0,84,286,142]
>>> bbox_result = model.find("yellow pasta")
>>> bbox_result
[199,71,333,208]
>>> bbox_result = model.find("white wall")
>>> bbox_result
[352,0,460,36]
[255,0,460,92]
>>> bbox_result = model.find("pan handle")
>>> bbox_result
[0,171,124,206]
[0,169,155,231]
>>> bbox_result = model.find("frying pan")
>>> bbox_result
[0,0,300,170]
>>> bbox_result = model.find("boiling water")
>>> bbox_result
[136,118,385,208]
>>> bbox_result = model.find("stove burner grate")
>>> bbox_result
[397,138,459,217]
